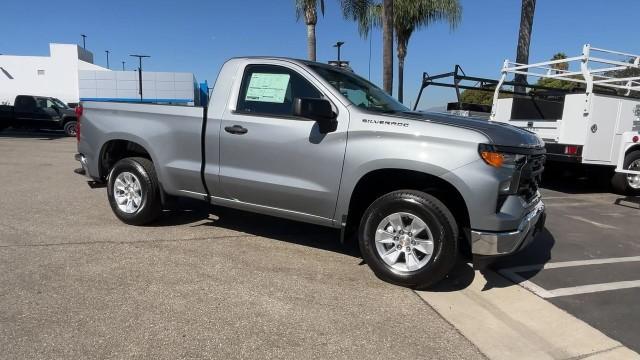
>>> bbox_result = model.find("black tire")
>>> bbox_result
[63,120,77,137]
[611,150,640,196]
[359,190,458,289]
[107,157,162,225]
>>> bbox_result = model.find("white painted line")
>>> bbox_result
[564,215,618,230]
[545,202,591,207]
[547,280,640,298]
[500,256,640,274]
[543,194,613,200]
[600,213,625,217]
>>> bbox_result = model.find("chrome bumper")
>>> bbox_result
[471,201,546,256]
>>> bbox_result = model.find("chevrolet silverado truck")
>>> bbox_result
[75,57,546,287]
[0,95,78,136]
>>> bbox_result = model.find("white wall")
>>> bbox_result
[0,43,109,105]
[79,70,197,104]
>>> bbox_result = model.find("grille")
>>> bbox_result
[518,154,545,202]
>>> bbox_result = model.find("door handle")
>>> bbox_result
[224,125,248,135]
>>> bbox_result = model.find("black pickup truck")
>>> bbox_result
[0,95,79,136]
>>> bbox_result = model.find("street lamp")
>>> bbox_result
[121,61,125,71]
[129,54,150,101]
[105,50,110,69]
[81,34,87,49]
[333,41,345,62]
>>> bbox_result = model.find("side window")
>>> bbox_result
[15,96,36,111]
[236,65,322,117]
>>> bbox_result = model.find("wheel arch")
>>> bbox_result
[62,116,77,124]
[98,138,154,180]
[625,144,640,157]
[344,168,471,256]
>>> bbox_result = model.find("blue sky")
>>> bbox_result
[2,0,640,109]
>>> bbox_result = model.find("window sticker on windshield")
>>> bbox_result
[245,73,290,103]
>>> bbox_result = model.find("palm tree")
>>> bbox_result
[382,0,394,95]
[340,0,393,94]
[394,0,461,103]
[341,0,461,102]
[296,0,326,62]
[550,52,568,73]
[514,0,536,94]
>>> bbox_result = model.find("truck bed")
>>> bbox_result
[79,101,207,197]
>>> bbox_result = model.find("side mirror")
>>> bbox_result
[293,97,338,134]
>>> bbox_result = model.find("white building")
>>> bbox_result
[0,43,106,105]
[0,43,200,106]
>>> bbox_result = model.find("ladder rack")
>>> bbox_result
[490,44,640,120]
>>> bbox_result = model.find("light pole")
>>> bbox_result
[121,61,125,71]
[81,34,87,49]
[105,50,110,69]
[334,41,345,62]
[129,54,150,101]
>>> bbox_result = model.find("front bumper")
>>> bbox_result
[470,200,546,256]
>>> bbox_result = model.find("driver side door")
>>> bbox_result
[216,64,349,224]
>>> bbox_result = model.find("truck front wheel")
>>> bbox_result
[107,157,162,225]
[611,150,640,196]
[359,190,458,289]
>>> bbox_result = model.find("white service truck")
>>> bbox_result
[490,45,640,196]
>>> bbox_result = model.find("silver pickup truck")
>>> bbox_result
[75,57,546,287]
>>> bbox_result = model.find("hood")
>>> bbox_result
[398,111,544,149]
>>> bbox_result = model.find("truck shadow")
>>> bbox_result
[427,228,556,292]
[154,198,556,292]
[0,129,68,140]
[541,164,612,194]
[155,198,359,257]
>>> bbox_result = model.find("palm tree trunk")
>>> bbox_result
[398,55,405,103]
[382,0,394,95]
[514,0,536,94]
[307,23,317,62]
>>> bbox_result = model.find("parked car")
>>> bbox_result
[0,95,79,136]
[75,57,546,287]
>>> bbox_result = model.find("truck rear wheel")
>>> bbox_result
[358,190,458,289]
[611,150,640,196]
[63,120,77,137]
[107,157,162,225]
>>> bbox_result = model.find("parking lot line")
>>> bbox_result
[564,215,618,229]
[498,256,640,299]
[500,256,640,274]
[546,280,640,298]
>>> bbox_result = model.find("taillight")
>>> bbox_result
[564,145,579,155]
[75,105,83,142]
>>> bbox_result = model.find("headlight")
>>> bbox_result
[478,144,526,168]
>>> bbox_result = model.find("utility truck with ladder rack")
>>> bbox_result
[489,45,640,196]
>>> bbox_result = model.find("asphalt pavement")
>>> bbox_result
[0,132,484,359]
[493,173,640,354]
[2,130,639,359]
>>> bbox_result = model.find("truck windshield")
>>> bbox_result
[309,65,409,113]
